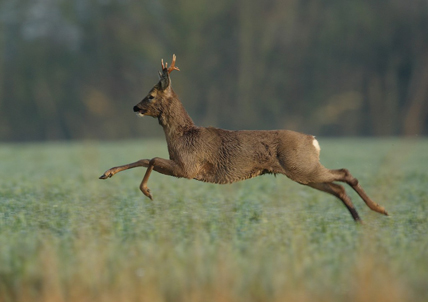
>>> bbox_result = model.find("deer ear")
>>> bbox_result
[159,69,170,90]
[157,55,178,90]
[159,76,170,90]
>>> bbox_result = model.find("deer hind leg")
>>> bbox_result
[322,168,388,216]
[139,157,184,200]
[99,159,150,179]
[307,182,362,222]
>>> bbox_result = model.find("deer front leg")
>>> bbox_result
[140,157,183,200]
[99,159,150,179]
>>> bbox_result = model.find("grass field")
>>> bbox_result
[0,138,427,302]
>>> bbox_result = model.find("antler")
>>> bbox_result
[161,54,180,74]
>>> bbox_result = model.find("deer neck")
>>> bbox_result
[158,94,196,141]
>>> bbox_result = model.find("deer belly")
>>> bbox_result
[193,164,270,184]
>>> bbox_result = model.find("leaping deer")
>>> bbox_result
[99,55,388,222]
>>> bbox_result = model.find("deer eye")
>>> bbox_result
[148,95,155,101]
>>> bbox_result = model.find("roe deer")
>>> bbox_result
[99,55,388,222]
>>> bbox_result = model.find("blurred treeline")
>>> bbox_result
[1,0,428,141]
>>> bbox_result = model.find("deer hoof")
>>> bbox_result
[99,173,109,179]
[141,187,153,200]
[99,168,115,179]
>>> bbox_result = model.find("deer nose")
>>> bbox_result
[133,106,140,112]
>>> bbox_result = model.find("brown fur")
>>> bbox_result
[100,55,388,222]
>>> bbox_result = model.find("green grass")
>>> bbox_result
[0,138,427,302]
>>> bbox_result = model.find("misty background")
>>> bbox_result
[1,0,427,142]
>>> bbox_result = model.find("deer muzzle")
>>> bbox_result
[133,105,147,117]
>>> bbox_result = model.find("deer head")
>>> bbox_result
[133,54,180,118]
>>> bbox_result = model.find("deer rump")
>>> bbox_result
[100,55,388,223]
